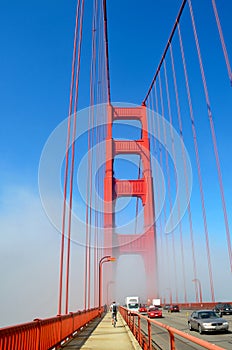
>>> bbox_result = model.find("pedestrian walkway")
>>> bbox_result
[61,311,141,350]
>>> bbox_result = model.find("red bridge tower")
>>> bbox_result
[104,104,157,298]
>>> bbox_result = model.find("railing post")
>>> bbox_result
[33,318,42,350]
[148,319,152,350]
[138,315,141,345]
[125,309,128,324]
[57,314,62,346]
[128,312,131,329]
[168,330,176,350]
[69,312,74,334]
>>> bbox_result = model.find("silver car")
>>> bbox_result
[188,310,229,334]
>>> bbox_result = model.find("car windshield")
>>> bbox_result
[149,308,158,311]
[198,311,218,319]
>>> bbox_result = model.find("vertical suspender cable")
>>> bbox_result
[135,130,142,235]
[169,43,197,303]
[211,0,232,85]
[178,23,215,301]
[58,0,81,315]
[94,4,101,308]
[163,59,186,303]
[153,85,164,258]
[155,80,172,301]
[148,93,162,298]
[188,0,232,272]
[158,72,178,303]
[152,87,165,261]
[65,0,85,314]
[94,1,105,306]
[84,0,98,310]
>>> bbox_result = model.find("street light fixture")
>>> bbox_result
[99,255,116,315]
[192,278,202,303]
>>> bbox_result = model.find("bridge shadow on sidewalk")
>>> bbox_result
[61,314,104,349]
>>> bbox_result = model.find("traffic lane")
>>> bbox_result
[139,312,201,350]
[159,310,232,350]
[150,324,214,350]
[139,317,174,350]
[139,316,206,350]
[137,310,232,350]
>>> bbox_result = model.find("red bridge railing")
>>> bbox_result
[0,307,102,350]
[120,306,225,350]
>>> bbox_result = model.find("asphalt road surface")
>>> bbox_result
[137,309,232,350]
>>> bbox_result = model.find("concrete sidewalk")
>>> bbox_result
[62,312,141,350]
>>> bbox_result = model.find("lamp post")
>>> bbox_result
[192,278,202,303]
[99,256,116,315]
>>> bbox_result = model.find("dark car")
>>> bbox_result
[168,305,179,313]
[213,303,232,316]
[188,310,229,334]
[163,304,170,310]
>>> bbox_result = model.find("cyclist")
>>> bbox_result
[110,301,118,326]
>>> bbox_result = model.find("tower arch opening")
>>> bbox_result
[115,197,144,235]
[115,254,147,304]
[112,119,142,140]
[114,154,143,180]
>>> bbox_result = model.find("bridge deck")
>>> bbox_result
[61,312,141,350]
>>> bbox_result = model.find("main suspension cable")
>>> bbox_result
[103,0,111,103]
[142,0,187,105]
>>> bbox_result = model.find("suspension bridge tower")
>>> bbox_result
[104,104,158,300]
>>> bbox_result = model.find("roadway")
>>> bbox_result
[138,309,232,350]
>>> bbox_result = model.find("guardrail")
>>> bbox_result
[120,306,225,350]
[176,302,231,310]
[0,307,103,350]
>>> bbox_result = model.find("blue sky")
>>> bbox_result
[0,0,232,326]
